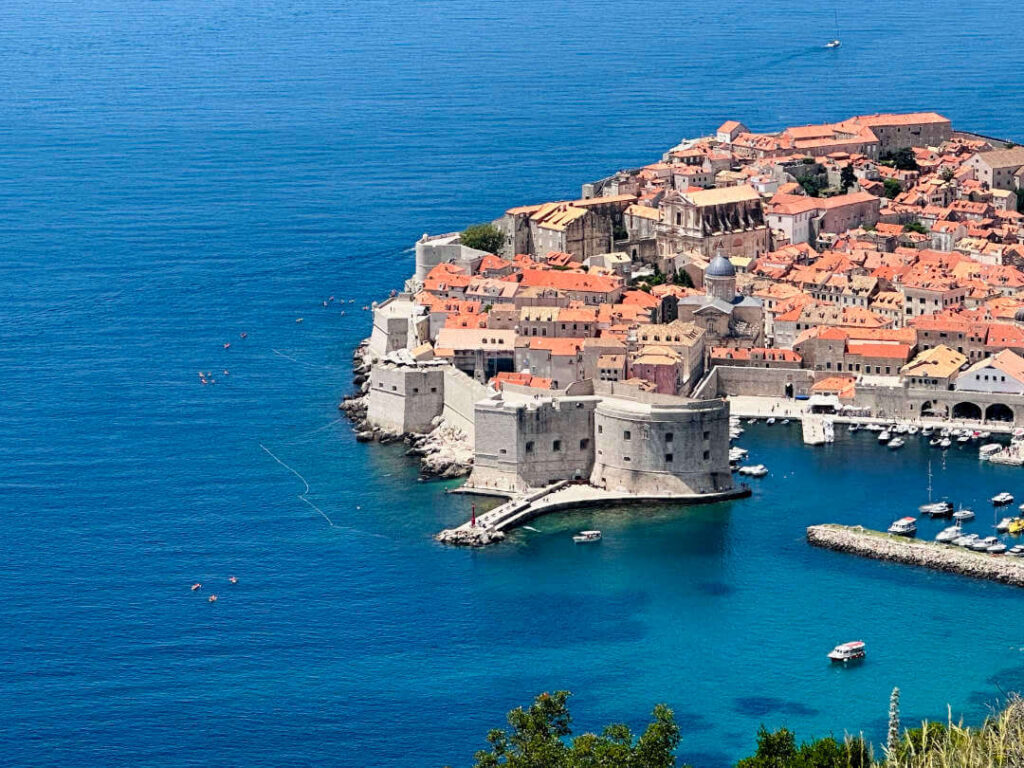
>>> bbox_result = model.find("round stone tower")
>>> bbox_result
[704,250,737,302]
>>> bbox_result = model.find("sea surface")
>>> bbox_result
[4,1,1024,766]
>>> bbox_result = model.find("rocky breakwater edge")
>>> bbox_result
[807,524,1024,588]
[338,341,474,479]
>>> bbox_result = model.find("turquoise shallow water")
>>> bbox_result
[4,1,1024,766]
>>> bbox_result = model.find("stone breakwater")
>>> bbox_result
[807,524,1024,588]
[339,341,473,478]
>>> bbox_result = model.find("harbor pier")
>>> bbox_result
[807,524,1024,588]
[437,483,751,547]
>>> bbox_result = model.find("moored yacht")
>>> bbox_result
[936,526,961,544]
[980,444,1003,461]
[919,501,953,517]
[888,517,917,536]
[997,517,1014,533]
[888,437,905,450]
[992,492,1014,506]
[878,430,891,443]
[952,508,975,522]
[572,530,602,544]
[738,464,768,477]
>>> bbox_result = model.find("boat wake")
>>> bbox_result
[259,442,337,528]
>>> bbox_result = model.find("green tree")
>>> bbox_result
[903,220,928,235]
[461,223,505,254]
[939,166,955,182]
[883,178,902,199]
[840,164,857,191]
[674,269,694,288]
[881,148,919,171]
[736,726,871,768]
[797,175,822,198]
[467,691,683,768]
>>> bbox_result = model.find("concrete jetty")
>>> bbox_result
[437,483,751,547]
[807,524,1024,588]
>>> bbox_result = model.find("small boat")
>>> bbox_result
[952,508,975,522]
[208,594,218,603]
[919,501,953,517]
[573,530,602,544]
[922,427,933,436]
[992,492,1015,506]
[229,576,238,584]
[908,426,919,435]
[888,437,905,450]
[781,419,790,425]
[191,583,202,592]
[888,517,917,537]
[825,39,841,49]
[878,430,891,443]
[939,438,952,449]
[766,417,776,425]
[929,438,941,447]
[935,526,961,544]
[980,431,992,439]
[896,424,909,435]
[957,434,971,444]
[738,464,768,477]
[954,534,978,548]
[223,343,231,349]
[1009,518,1024,535]
[828,641,865,663]
[969,537,992,552]
[1007,545,1024,557]
[746,418,757,424]
[988,542,1008,555]
[997,517,1014,533]
[848,423,860,432]
[980,444,1004,461]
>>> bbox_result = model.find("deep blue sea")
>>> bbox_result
[4,2,1024,766]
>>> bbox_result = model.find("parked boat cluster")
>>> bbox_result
[886,488,1024,556]
[851,421,998,452]
[730,417,769,478]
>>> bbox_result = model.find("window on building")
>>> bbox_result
[525,441,534,453]
[703,450,710,460]
[624,456,631,462]
[665,453,673,462]
[499,448,507,454]
[624,430,631,440]
[391,385,397,391]
[430,387,437,393]
[553,440,562,452]
[665,432,673,443]
[580,438,590,449]
[703,430,710,440]
[598,425,603,434]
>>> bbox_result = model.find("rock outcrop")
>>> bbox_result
[807,524,1024,588]
[435,526,505,547]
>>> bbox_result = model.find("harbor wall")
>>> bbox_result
[807,524,1024,588]
[366,363,446,435]
[441,366,489,441]
[692,366,815,399]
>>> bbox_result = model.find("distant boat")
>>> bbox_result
[828,641,865,663]
[825,9,841,48]
[888,517,917,537]
[573,530,601,544]
[992,492,1014,506]
[888,437,905,450]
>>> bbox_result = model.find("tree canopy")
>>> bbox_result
[735,726,871,768]
[466,691,682,768]
[883,178,902,199]
[461,223,505,254]
[840,164,857,191]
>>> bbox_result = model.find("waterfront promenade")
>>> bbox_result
[728,395,1020,435]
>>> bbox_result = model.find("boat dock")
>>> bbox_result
[807,524,1024,588]
[436,483,751,547]
[801,415,834,445]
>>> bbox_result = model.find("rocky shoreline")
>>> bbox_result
[339,341,474,479]
[807,524,1024,588]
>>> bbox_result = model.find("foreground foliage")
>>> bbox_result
[460,222,505,254]
[467,691,682,768]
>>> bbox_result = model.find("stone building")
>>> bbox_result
[848,112,952,153]
[656,185,769,260]
[589,393,733,496]
[365,361,446,435]
[673,253,764,346]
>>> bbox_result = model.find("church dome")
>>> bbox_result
[706,253,736,278]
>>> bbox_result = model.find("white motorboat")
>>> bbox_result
[848,423,860,432]
[952,508,975,522]
[968,537,991,552]
[919,501,953,517]
[935,526,961,544]
[1008,545,1024,557]
[888,517,917,537]
[896,424,909,435]
[766,417,776,425]
[957,434,970,444]
[738,464,768,477]
[954,534,978,548]
[878,430,891,443]
[929,438,941,447]
[980,431,992,439]
[997,517,1014,533]
[572,530,602,544]
[992,492,1015,506]
[781,419,790,425]
[988,542,1008,555]
[939,438,952,449]
[828,641,865,663]
[747,418,757,424]
[980,444,1004,461]
[825,39,841,48]
[908,426,919,435]
[888,437,905,450]
[922,427,934,436]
